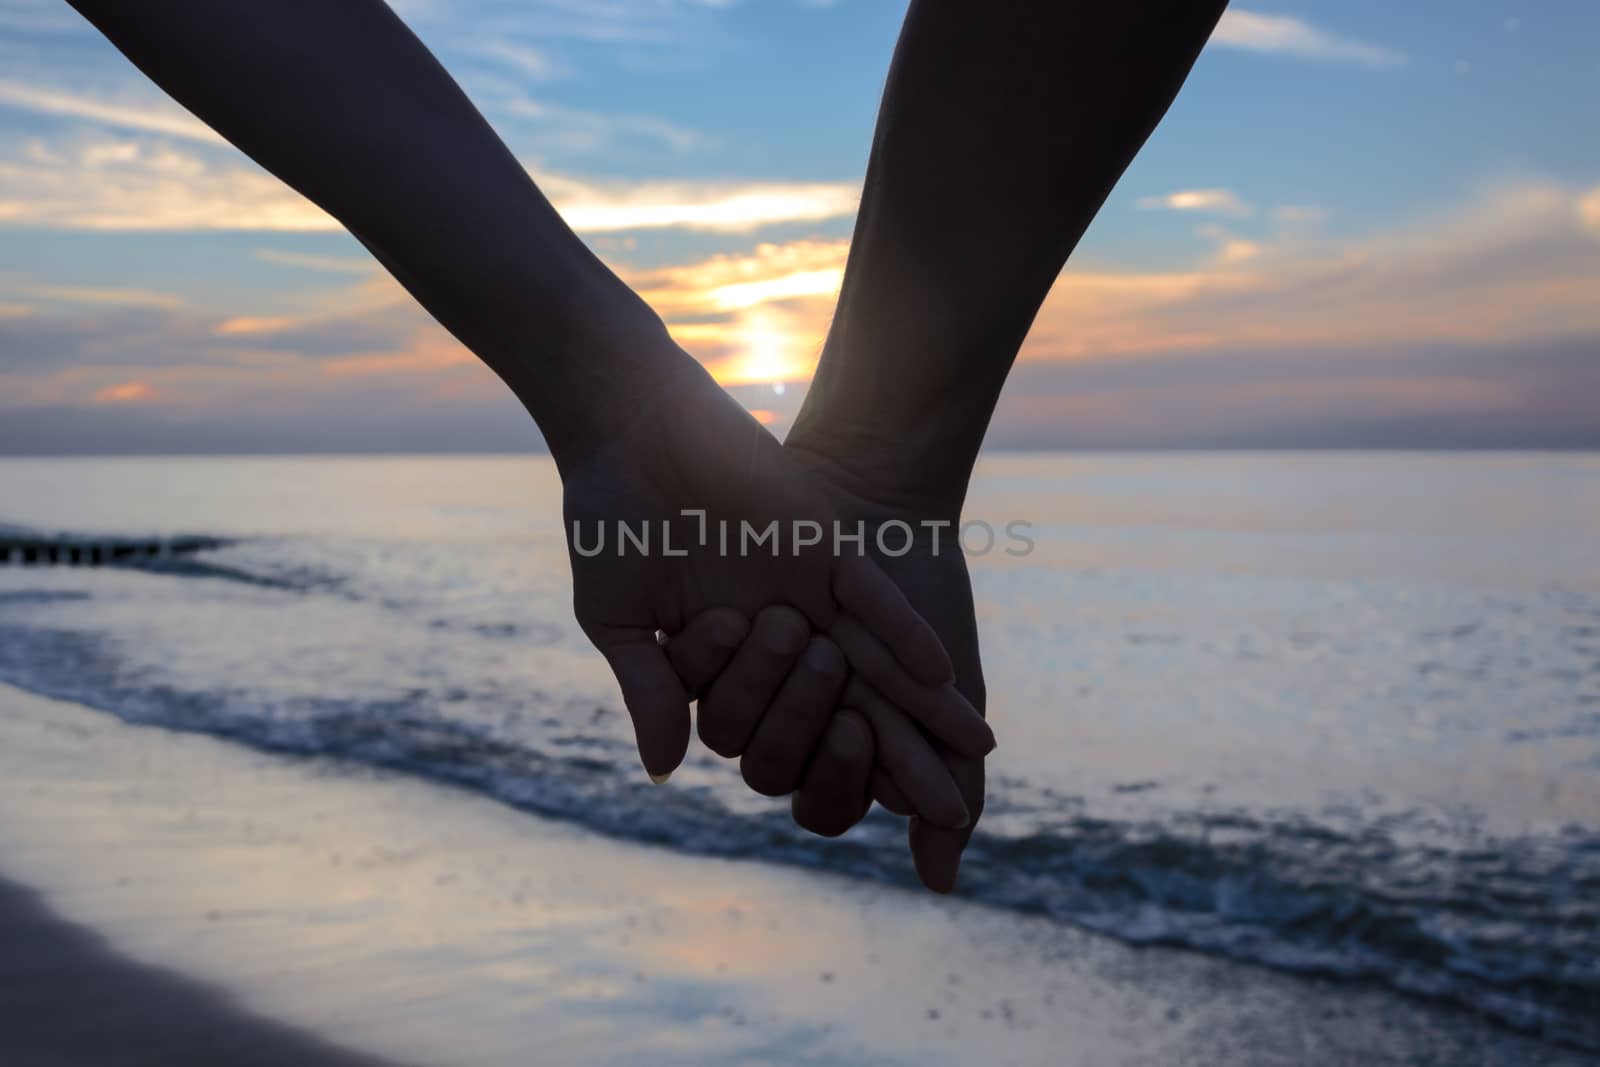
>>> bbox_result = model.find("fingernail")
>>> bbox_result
[649,770,672,785]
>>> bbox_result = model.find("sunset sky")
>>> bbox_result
[2,0,1597,452]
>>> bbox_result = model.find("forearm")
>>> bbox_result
[68,0,684,467]
[788,0,1228,513]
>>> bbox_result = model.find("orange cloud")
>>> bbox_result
[1136,188,1253,216]
[1,110,862,234]
[1580,188,1600,235]
[618,241,846,385]
[215,316,297,336]
[541,174,857,234]
[91,380,154,404]
[1022,178,1600,362]
[626,239,849,314]
[320,344,478,378]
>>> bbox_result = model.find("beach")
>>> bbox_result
[1,452,1596,1063]
[4,0,1598,1055]
[2,682,1588,1067]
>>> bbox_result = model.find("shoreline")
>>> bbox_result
[0,683,1587,1067]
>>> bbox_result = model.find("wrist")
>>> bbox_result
[785,331,995,520]
[496,297,701,474]
[783,415,976,522]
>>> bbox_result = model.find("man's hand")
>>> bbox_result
[785,443,987,892]
[659,435,989,890]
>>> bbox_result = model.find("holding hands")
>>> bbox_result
[559,347,990,887]
[70,0,1227,890]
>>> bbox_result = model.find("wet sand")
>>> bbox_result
[0,683,1586,1067]
[0,873,399,1066]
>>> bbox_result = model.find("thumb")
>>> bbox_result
[597,629,693,783]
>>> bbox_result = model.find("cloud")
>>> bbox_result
[207,307,421,357]
[0,78,225,144]
[630,179,1600,388]
[23,285,184,310]
[0,136,336,230]
[1212,11,1407,68]
[468,5,681,46]
[628,239,848,312]
[1194,224,1263,265]
[0,286,498,426]
[1136,189,1253,216]
[539,173,859,233]
[622,240,849,383]
[986,334,1600,451]
[0,132,859,234]
[503,95,708,153]
[212,316,298,336]
[1580,187,1600,236]
[473,40,571,82]
[702,268,843,311]
[253,249,378,275]
[1021,178,1600,362]
[0,275,423,379]
[0,0,88,33]
[90,380,155,405]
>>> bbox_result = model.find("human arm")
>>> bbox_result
[786,0,1231,888]
[66,0,990,826]
[789,0,1231,514]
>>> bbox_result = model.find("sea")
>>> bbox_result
[1,452,1596,1050]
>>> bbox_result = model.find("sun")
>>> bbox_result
[738,312,791,384]
[697,308,819,388]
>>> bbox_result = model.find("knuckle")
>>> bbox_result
[800,637,847,683]
[826,710,871,761]
[755,605,809,657]
[700,608,749,650]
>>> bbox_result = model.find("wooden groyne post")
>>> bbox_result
[0,535,225,567]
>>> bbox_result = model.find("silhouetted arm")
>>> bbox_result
[783,0,1229,891]
[66,0,993,844]
[66,0,678,468]
[788,0,1230,513]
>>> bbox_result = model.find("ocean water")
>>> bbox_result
[1,452,1597,1049]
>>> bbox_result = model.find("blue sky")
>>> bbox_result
[1,0,1597,452]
